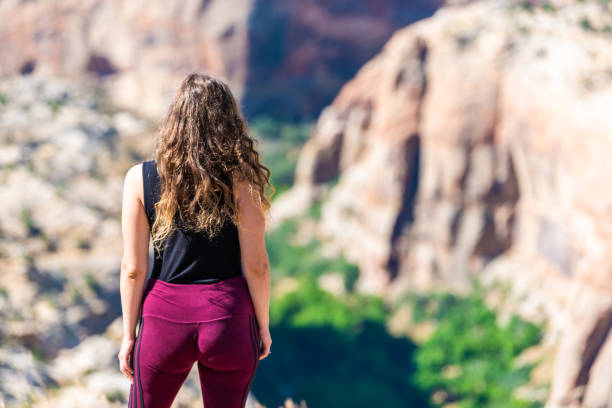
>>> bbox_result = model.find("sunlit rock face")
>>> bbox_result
[0,0,446,120]
[273,1,612,406]
[0,0,254,118]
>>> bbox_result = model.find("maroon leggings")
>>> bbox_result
[128,275,261,408]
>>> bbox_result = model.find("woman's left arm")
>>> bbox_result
[118,163,150,383]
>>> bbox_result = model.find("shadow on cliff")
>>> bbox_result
[251,320,431,408]
[242,0,444,121]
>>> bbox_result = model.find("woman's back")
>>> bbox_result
[142,159,243,284]
[119,73,272,408]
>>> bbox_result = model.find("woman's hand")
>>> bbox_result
[118,337,135,383]
[258,326,272,360]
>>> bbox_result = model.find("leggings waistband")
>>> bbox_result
[141,275,255,323]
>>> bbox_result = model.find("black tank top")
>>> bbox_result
[142,159,243,284]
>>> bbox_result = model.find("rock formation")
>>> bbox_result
[0,0,445,120]
[272,0,612,406]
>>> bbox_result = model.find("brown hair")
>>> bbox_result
[151,72,273,253]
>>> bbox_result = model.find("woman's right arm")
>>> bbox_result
[234,179,272,360]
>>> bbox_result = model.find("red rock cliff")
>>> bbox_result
[272,1,612,406]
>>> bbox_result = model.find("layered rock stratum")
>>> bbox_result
[273,0,612,406]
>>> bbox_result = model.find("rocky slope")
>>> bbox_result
[0,73,150,406]
[272,0,612,406]
[0,0,446,120]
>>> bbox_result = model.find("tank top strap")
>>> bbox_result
[142,159,160,227]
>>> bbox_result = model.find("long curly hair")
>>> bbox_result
[151,72,274,253]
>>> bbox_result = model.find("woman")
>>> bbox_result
[117,72,273,408]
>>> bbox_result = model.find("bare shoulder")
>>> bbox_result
[233,177,257,204]
[233,177,253,197]
[124,163,144,205]
[232,177,265,222]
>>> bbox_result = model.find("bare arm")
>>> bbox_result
[234,178,272,360]
[118,163,150,382]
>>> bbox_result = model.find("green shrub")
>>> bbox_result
[256,273,428,408]
[580,17,593,31]
[250,115,313,196]
[259,218,430,407]
[520,1,533,11]
[270,274,386,331]
[251,115,311,144]
[261,146,299,196]
[105,390,125,403]
[265,218,360,290]
[84,273,99,291]
[541,2,556,12]
[306,199,322,220]
[47,99,63,114]
[413,288,544,407]
[20,208,42,237]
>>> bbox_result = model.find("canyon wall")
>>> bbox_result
[272,1,612,406]
[0,0,444,120]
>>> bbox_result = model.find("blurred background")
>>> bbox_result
[1,0,611,407]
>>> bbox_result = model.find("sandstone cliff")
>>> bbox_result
[0,0,445,120]
[272,1,612,406]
